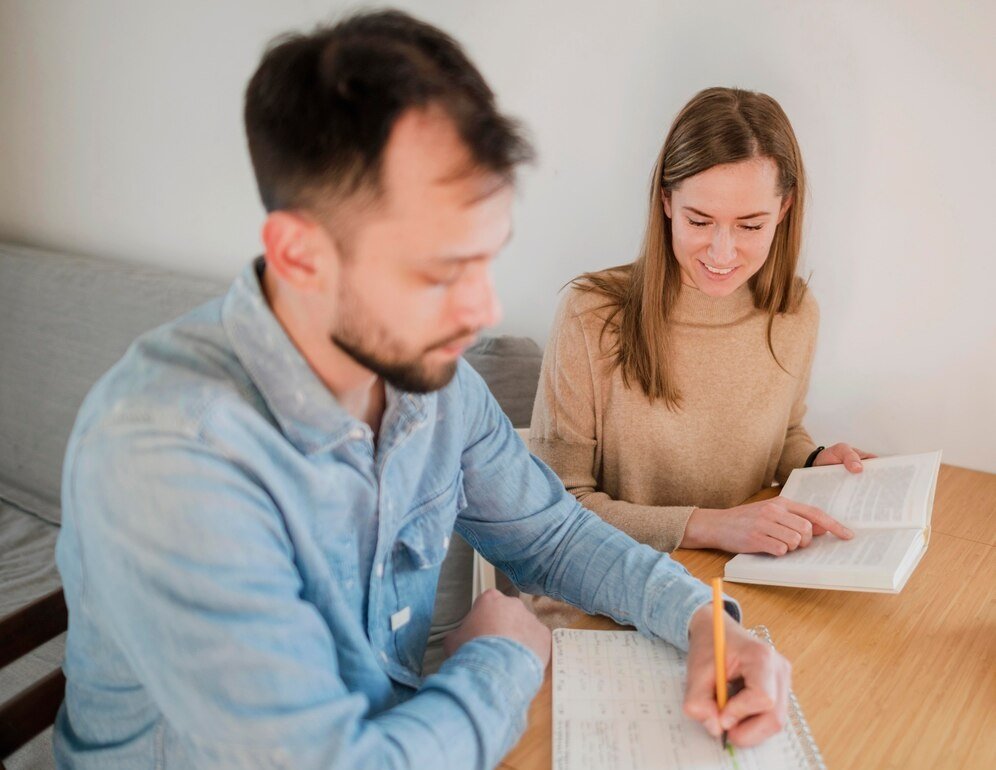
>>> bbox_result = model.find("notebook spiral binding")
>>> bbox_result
[750,625,827,770]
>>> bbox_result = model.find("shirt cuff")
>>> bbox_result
[431,635,545,748]
[644,570,742,651]
[448,635,545,695]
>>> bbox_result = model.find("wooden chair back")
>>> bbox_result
[0,589,67,769]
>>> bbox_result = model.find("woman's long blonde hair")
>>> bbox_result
[575,87,807,409]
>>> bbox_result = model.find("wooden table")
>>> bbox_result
[499,464,996,770]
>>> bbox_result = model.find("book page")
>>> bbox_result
[553,629,813,770]
[780,452,941,529]
[725,528,924,590]
[768,527,921,568]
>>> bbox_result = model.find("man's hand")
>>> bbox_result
[683,605,791,748]
[813,442,876,473]
[443,589,552,669]
[682,497,854,555]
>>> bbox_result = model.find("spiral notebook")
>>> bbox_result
[552,626,824,770]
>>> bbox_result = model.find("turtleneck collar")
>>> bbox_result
[668,281,759,327]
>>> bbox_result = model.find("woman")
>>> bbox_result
[529,87,872,626]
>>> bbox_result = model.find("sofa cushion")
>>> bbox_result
[464,335,543,428]
[0,243,226,524]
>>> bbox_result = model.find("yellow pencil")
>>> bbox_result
[711,577,728,745]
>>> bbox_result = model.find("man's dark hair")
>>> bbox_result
[244,9,534,213]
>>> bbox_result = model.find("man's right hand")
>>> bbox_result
[681,496,855,555]
[684,605,792,747]
[443,589,552,668]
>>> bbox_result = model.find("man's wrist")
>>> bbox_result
[687,604,713,643]
[687,597,741,646]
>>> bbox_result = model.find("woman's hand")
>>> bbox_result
[813,442,877,473]
[681,497,854,555]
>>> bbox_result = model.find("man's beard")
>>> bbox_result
[332,330,460,393]
[331,277,472,394]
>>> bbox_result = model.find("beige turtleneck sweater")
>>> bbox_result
[528,280,819,628]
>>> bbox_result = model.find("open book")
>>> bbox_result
[553,626,824,770]
[724,451,942,593]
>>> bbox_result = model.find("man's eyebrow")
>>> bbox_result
[460,179,511,207]
[682,206,772,220]
[433,228,513,263]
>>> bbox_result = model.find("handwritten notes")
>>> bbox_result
[553,629,811,770]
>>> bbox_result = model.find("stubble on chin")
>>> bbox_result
[331,329,459,393]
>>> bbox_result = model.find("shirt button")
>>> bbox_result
[350,428,364,440]
[379,651,389,662]
[375,563,384,578]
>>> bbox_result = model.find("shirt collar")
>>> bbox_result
[222,258,429,455]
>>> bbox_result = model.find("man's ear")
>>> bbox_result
[777,193,794,224]
[261,211,339,291]
[661,189,673,220]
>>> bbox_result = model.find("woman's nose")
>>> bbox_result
[707,228,736,266]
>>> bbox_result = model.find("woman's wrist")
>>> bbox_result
[681,507,721,550]
[804,445,825,468]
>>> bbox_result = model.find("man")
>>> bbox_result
[55,10,790,769]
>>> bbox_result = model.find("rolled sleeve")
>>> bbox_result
[643,569,742,650]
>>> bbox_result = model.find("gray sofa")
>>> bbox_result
[0,242,542,769]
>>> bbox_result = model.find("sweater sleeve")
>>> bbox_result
[775,292,820,483]
[529,290,694,553]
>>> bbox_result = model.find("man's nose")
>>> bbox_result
[456,267,502,330]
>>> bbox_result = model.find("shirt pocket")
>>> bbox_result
[396,470,467,569]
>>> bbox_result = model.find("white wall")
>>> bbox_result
[1,0,994,473]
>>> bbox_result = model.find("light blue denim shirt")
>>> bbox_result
[55,259,739,769]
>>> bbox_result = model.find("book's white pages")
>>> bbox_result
[779,451,942,530]
[724,452,941,592]
[724,527,925,592]
[552,628,823,770]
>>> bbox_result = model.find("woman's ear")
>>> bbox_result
[661,189,673,220]
[777,193,794,224]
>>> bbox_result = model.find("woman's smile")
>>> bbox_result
[698,260,739,279]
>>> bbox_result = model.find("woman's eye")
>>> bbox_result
[740,224,764,231]
[687,218,710,227]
